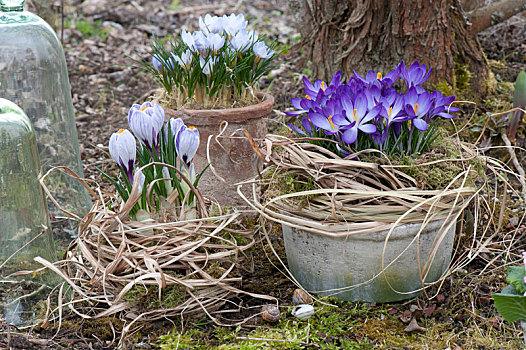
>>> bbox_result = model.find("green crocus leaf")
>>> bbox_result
[493,284,526,322]
[506,266,526,294]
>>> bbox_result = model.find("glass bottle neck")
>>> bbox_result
[0,1,25,12]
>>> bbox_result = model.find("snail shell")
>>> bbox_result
[291,304,315,320]
[261,304,281,323]
[292,288,313,305]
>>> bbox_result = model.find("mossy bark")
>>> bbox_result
[288,0,492,97]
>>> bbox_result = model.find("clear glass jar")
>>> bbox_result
[0,0,91,216]
[0,98,57,325]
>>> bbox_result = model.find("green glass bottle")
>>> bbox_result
[0,0,91,217]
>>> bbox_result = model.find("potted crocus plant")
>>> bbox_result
[36,102,273,324]
[244,61,480,302]
[136,13,278,209]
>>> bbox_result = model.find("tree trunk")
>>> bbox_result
[288,0,492,96]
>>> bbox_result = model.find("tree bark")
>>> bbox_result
[288,0,492,96]
[467,0,526,34]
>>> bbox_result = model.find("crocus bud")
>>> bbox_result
[176,125,200,166]
[109,128,136,184]
[128,103,165,151]
[134,168,146,192]
[152,56,162,71]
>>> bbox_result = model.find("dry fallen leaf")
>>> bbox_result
[404,317,426,332]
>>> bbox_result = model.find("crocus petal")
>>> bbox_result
[359,123,377,134]
[309,113,337,132]
[288,123,306,135]
[342,127,358,144]
[413,118,428,131]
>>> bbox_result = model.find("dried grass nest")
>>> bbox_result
[242,134,486,236]
[37,167,275,334]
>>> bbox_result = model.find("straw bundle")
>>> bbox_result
[36,167,275,329]
[243,134,479,236]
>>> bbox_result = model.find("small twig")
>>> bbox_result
[501,133,526,200]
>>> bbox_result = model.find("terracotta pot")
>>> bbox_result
[164,92,273,209]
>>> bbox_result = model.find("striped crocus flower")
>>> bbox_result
[109,128,136,184]
[128,102,165,152]
[176,124,200,166]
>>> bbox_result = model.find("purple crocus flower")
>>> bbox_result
[174,50,192,70]
[309,98,344,135]
[193,31,208,54]
[303,77,327,100]
[181,29,196,51]
[428,91,459,120]
[339,92,379,144]
[109,128,136,184]
[230,29,251,52]
[288,123,306,136]
[353,66,399,89]
[199,56,216,76]
[399,61,432,89]
[253,41,274,59]
[223,13,247,37]
[404,87,433,131]
[288,117,315,136]
[176,125,200,166]
[377,93,406,144]
[284,98,309,116]
[128,102,165,151]
[206,32,225,52]
[152,56,162,71]
[199,14,224,35]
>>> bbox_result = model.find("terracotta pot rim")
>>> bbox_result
[164,92,274,124]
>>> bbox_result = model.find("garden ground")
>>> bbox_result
[2,0,526,348]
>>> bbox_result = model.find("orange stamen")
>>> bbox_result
[353,109,358,123]
[414,103,419,114]
[328,115,336,129]
[388,107,393,118]
[140,106,148,111]
[117,129,125,134]
[321,81,326,91]
[305,94,311,100]
[377,72,382,80]
[189,126,196,130]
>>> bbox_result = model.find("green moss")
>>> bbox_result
[455,61,472,93]
[362,129,482,190]
[433,79,455,98]
[158,298,380,349]
[122,284,186,310]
